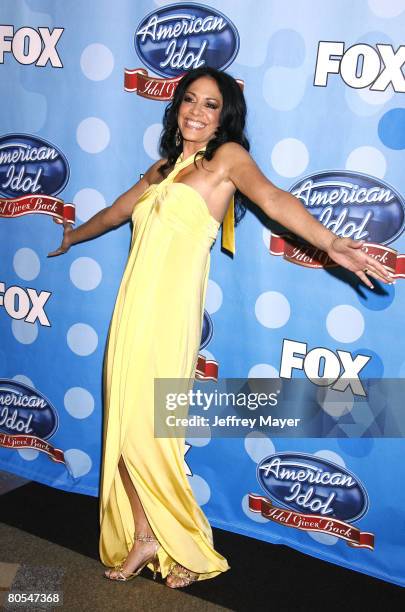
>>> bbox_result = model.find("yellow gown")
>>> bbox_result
[99,149,234,581]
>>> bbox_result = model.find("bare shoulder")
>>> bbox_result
[206,143,253,185]
[213,142,252,169]
[143,158,168,184]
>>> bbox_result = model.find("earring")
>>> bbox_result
[175,128,181,147]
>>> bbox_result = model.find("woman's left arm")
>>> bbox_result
[224,143,393,288]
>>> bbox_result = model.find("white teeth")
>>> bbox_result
[186,120,205,129]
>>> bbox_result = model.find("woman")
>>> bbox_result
[48,66,392,588]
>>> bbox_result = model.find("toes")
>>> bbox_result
[166,564,198,588]
[105,569,120,580]
[166,574,186,588]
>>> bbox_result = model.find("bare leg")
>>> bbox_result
[104,456,158,579]
[118,456,154,537]
[105,455,198,586]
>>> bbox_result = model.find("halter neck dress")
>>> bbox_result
[99,149,234,581]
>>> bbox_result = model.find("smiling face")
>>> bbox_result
[176,76,223,149]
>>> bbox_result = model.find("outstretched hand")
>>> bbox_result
[47,219,73,257]
[326,237,394,288]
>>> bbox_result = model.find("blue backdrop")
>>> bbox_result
[1,0,404,588]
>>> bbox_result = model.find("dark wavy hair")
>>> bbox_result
[158,66,250,225]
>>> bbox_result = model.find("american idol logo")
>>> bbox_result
[200,310,213,349]
[290,171,405,245]
[135,3,239,77]
[0,379,58,439]
[0,133,69,198]
[257,452,368,522]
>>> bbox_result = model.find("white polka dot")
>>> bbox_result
[64,387,95,419]
[346,146,386,179]
[76,117,110,153]
[143,123,163,160]
[314,449,346,468]
[345,87,387,117]
[205,280,223,314]
[326,305,364,343]
[64,449,92,478]
[308,531,338,545]
[70,257,102,291]
[255,291,290,328]
[262,227,271,249]
[368,0,405,18]
[12,320,38,344]
[80,43,114,81]
[67,323,98,356]
[13,248,40,281]
[247,363,282,400]
[186,417,211,446]
[247,365,281,397]
[271,138,309,178]
[248,363,279,378]
[186,431,211,447]
[263,66,307,111]
[188,474,211,505]
[18,448,39,461]
[357,86,394,106]
[244,432,275,463]
[73,188,106,222]
[241,493,269,523]
[12,374,34,387]
[317,387,354,417]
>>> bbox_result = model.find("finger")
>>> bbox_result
[47,248,65,257]
[365,266,394,285]
[353,250,392,282]
[350,239,366,249]
[365,259,393,282]
[356,270,374,289]
[367,263,393,282]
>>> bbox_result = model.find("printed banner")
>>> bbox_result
[1,0,405,589]
[0,433,66,465]
[248,493,375,550]
[0,195,75,224]
[270,236,405,277]
[124,68,184,100]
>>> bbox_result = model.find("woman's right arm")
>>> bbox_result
[47,159,164,257]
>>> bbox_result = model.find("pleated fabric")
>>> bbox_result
[99,150,231,581]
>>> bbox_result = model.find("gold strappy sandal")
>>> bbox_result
[104,534,160,582]
[166,562,199,588]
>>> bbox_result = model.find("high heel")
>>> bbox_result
[104,534,160,582]
[166,562,199,588]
